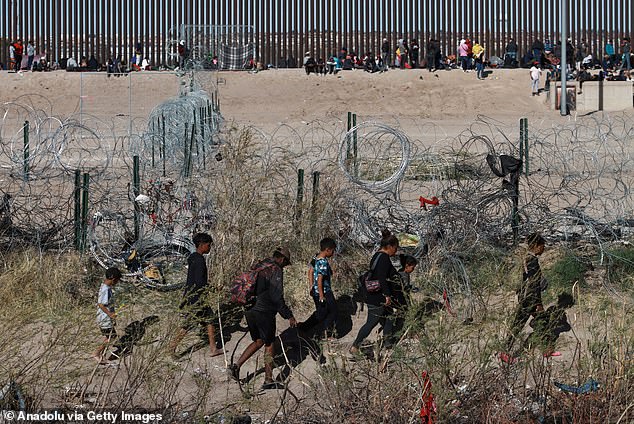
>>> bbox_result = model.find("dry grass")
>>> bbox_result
[0,128,633,423]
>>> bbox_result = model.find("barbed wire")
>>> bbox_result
[1,82,634,292]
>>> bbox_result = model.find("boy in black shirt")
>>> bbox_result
[169,233,223,358]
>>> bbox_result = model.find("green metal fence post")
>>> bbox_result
[346,112,352,161]
[133,155,140,241]
[524,118,528,177]
[74,169,81,250]
[80,172,90,252]
[295,169,305,224]
[162,114,166,177]
[311,171,320,226]
[352,113,358,177]
[23,120,29,181]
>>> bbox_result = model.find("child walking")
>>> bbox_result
[502,233,548,362]
[93,267,123,363]
[311,238,338,339]
[530,62,542,96]
[169,232,224,359]
[525,291,575,357]
[384,254,419,347]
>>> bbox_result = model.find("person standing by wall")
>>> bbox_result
[620,37,631,71]
[8,41,16,71]
[473,41,485,79]
[381,38,391,70]
[426,38,436,72]
[26,41,35,70]
[409,40,420,69]
[13,40,24,71]
[459,39,469,71]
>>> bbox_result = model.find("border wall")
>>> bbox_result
[1,0,633,69]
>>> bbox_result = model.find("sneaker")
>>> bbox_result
[228,363,240,382]
[544,351,562,358]
[261,381,285,390]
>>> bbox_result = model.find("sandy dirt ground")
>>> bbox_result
[1,67,611,139]
[1,68,633,421]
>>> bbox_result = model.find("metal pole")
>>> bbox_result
[311,171,320,218]
[129,72,133,138]
[74,169,81,250]
[133,155,140,241]
[295,168,304,222]
[80,172,90,252]
[23,121,29,181]
[524,118,528,178]
[162,114,166,177]
[352,113,358,178]
[80,74,83,126]
[560,0,568,116]
[346,111,352,160]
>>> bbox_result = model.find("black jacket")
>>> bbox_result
[251,259,294,319]
[365,252,398,306]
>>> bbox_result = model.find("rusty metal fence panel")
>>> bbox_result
[1,0,633,69]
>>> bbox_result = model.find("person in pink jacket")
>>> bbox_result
[459,39,469,71]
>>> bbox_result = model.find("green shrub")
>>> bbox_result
[606,246,634,287]
[543,251,589,293]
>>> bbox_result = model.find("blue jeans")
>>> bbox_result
[353,304,392,348]
[460,56,469,71]
[621,53,631,70]
[476,62,484,78]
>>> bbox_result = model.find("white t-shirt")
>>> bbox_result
[530,66,541,80]
[97,283,114,329]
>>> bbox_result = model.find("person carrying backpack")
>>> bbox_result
[229,247,296,390]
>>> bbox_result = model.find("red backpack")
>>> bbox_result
[230,260,275,306]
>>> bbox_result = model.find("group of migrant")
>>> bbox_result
[169,223,573,390]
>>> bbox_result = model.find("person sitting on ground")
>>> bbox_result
[602,54,614,72]
[304,53,318,75]
[229,247,297,390]
[350,229,399,356]
[88,55,99,71]
[67,57,78,70]
[93,267,123,363]
[130,49,143,71]
[326,55,337,74]
[316,57,326,75]
[505,38,518,63]
[376,53,385,72]
[364,52,379,73]
[168,233,224,359]
[524,291,574,357]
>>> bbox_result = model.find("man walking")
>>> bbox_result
[230,247,297,390]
